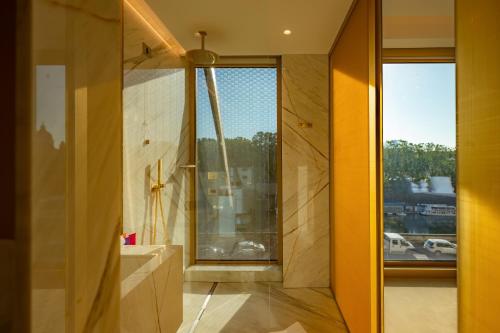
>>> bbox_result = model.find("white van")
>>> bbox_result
[384,232,415,254]
[423,239,456,256]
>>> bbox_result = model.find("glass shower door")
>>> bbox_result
[195,67,278,262]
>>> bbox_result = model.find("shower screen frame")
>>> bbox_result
[188,58,283,265]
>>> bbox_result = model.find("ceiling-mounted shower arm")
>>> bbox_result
[197,31,207,50]
[186,30,218,65]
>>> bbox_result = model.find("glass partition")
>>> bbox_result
[195,67,278,261]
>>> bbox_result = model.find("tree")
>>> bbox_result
[384,140,456,185]
[197,132,277,183]
[384,140,456,200]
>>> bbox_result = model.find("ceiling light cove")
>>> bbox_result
[144,0,354,54]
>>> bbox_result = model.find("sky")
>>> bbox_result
[383,63,456,148]
[196,68,277,139]
[198,64,455,147]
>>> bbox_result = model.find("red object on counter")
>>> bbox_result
[128,233,136,245]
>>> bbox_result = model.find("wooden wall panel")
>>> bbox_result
[456,0,500,331]
[330,0,380,332]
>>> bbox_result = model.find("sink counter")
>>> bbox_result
[121,245,183,333]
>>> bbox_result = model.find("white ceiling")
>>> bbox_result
[383,0,455,48]
[383,0,454,16]
[145,0,353,56]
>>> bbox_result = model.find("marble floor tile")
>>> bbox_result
[180,282,347,333]
[177,282,214,333]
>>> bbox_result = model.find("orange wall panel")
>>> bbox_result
[330,0,380,332]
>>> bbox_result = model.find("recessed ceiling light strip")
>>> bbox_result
[124,0,172,49]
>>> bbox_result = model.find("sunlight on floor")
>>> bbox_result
[178,282,347,333]
[384,278,457,333]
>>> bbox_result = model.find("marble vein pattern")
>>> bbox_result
[281,55,330,288]
[121,245,183,333]
[123,4,191,266]
[187,282,348,333]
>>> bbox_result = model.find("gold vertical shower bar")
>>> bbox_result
[153,190,158,243]
[152,159,168,244]
[157,159,162,184]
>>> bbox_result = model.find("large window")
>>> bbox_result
[383,63,456,262]
[195,66,279,262]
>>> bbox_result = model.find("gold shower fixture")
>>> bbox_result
[151,159,168,244]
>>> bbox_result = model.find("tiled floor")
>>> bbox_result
[178,282,348,333]
[384,278,457,333]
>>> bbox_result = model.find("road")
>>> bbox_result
[385,246,456,261]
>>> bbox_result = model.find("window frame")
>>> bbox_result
[188,57,283,265]
[381,48,457,273]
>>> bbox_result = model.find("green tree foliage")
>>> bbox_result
[197,132,277,183]
[384,140,456,201]
[384,140,456,184]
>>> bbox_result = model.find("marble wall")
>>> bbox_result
[31,0,123,331]
[123,4,190,266]
[282,55,330,288]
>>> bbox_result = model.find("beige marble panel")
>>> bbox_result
[31,1,68,331]
[123,3,191,266]
[32,289,65,333]
[123,2,185,71]
[121,245,183,333]
[281,55,330,288]
[31,0,123,332]
[194,282,347,333]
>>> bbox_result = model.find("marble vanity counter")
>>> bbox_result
[121,245,183,333]
[121,245,179,297]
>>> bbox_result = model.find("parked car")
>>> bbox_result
[198,245,226,259]
[384,232,415,254]
[423,239,456,256]
[231,240,266,258]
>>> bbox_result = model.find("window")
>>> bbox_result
[383,63,456,263]
[195,66,279,262]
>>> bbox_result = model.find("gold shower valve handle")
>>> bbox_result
[151,183,165,192]
[298,121,312,128]
[180,164,196,169]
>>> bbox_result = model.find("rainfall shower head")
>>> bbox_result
[185,31,219,65]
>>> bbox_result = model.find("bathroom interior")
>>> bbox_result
[5,0,497,332]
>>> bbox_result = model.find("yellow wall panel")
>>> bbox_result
[456,0,500,331]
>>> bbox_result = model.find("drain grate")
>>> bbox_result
[188,282,218,333]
